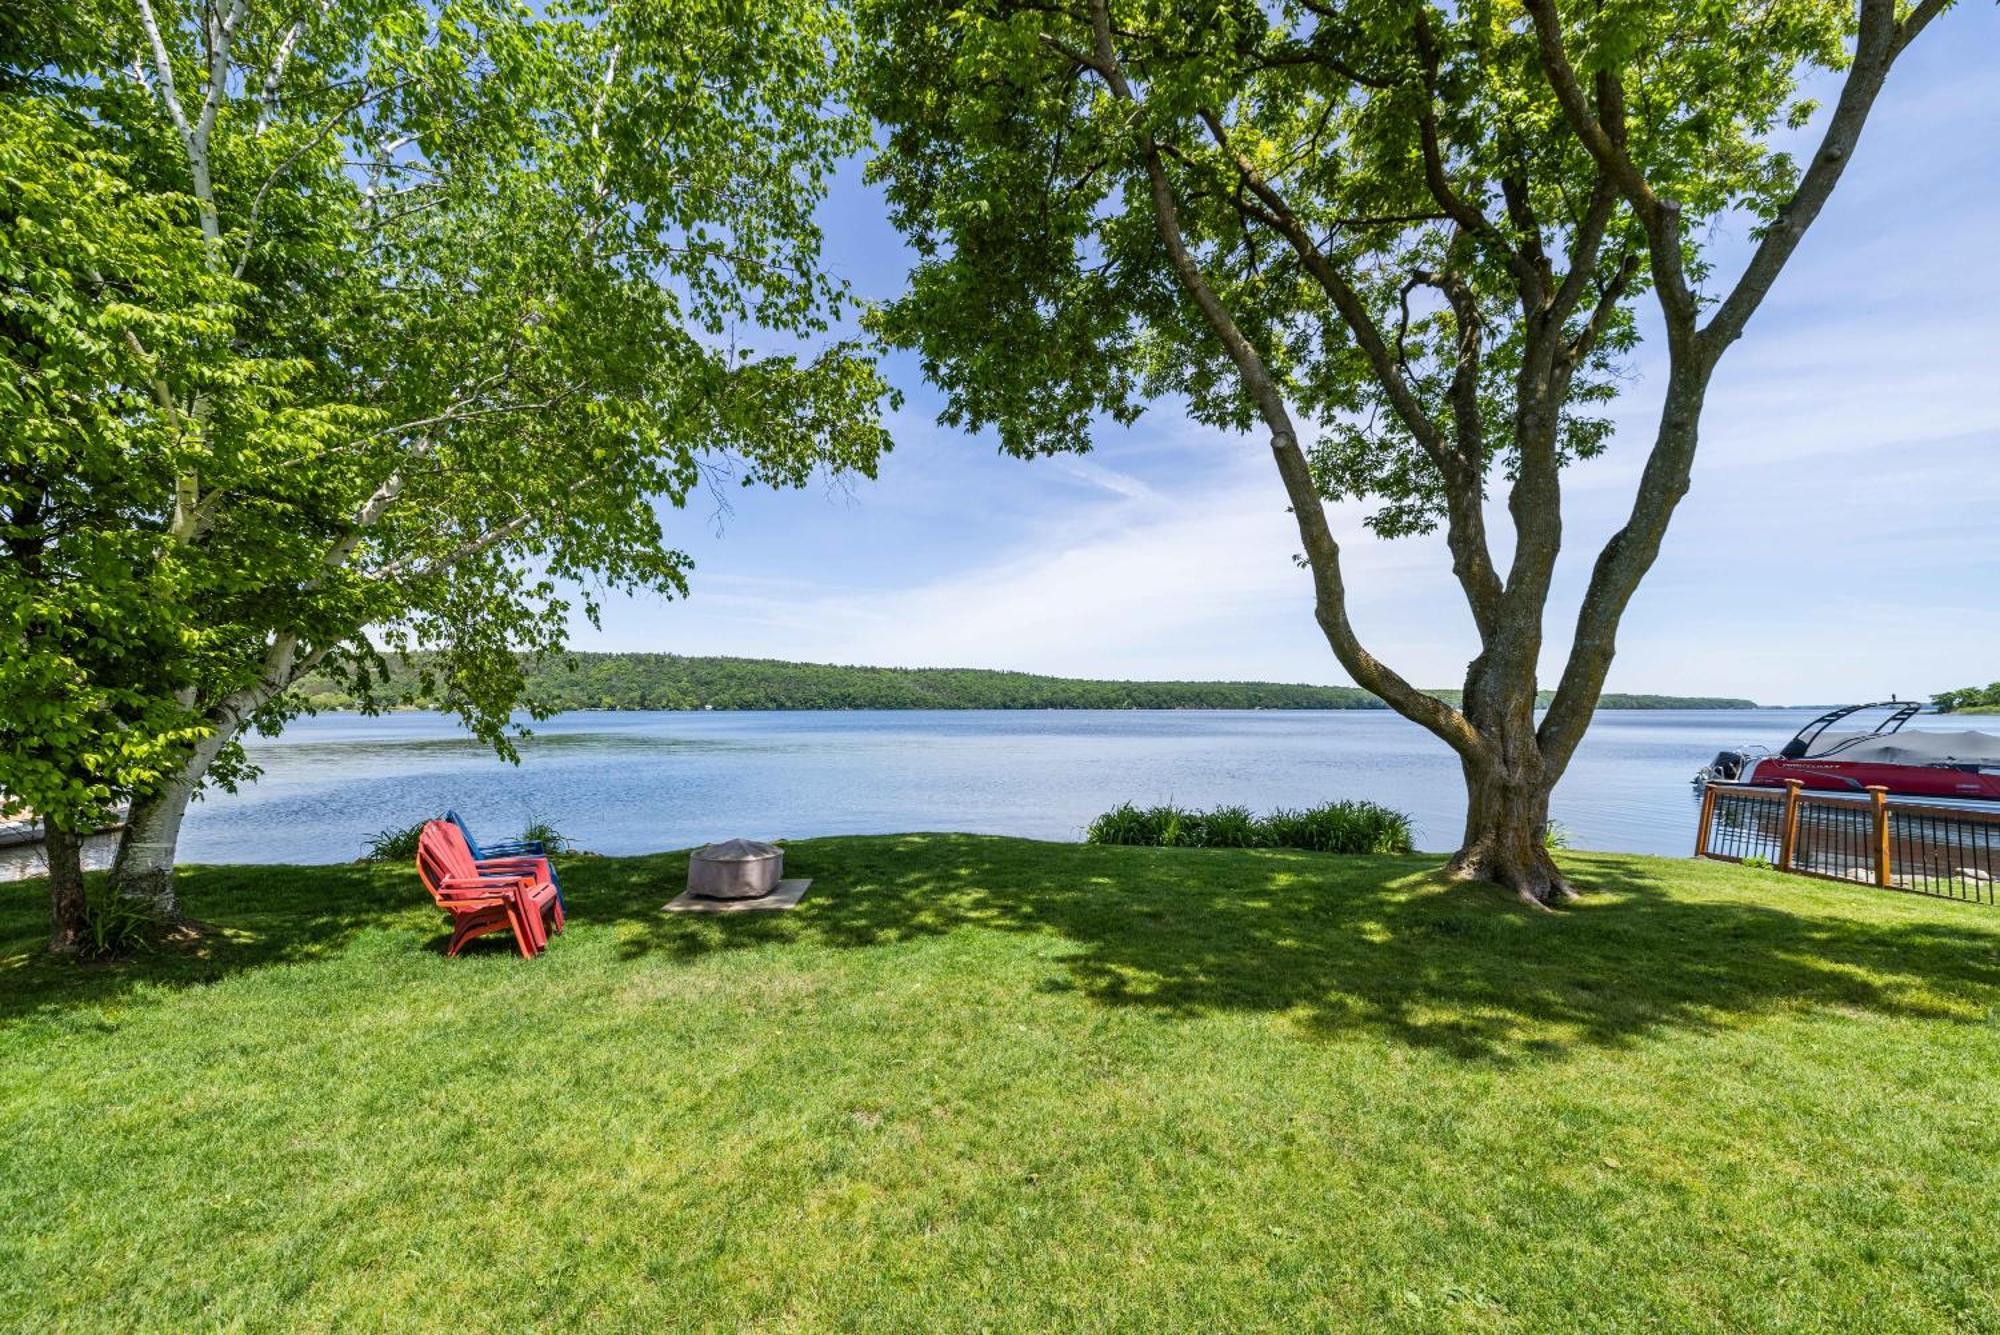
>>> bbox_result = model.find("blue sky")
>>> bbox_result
[571,15,2000,706]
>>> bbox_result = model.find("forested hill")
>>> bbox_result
[293,654,1757,713]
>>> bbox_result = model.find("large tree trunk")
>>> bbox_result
[112,728,230,921]
[1452,785,1569,907]
[112,637,305,918]
[1447,762,1571,908]
[113,774,199,921]
[45,823,88,955]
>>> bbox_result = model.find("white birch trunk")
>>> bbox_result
[112,726,235,919]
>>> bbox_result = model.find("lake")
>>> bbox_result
[10,705,1967,879]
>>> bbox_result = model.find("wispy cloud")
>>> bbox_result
[1048,456,1166,504]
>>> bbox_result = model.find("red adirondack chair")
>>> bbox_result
[415,821,561,957]
[438,822,565,935]
[432,818,562,943]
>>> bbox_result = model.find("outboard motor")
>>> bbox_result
[1702,750,1747,782]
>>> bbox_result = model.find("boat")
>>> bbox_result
[1696,702,2000,802]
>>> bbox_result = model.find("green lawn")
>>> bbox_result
[4,838,1999,1330]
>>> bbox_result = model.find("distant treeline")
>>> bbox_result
[291,653,1756,714]
[1933,683,2000,714]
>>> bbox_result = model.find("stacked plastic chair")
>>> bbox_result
[446,810,566,911]
[415,820,564,957]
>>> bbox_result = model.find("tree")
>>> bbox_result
[1933,683,2000,713]
[10,0,893,926]
[0,97,268,950]
[857,0,1951,903]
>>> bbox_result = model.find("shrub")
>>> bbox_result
[361,820,426,863]
[1542,821,1572,851]
[519,818,577,854]
[1084,799,1414,855]
[78,885,159,959]
[1194,804,1263,848]
[1086,802,1169,846]
[1259,801,1414,854]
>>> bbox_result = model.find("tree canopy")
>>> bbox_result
[3,0,894,938]
[856,0,1950,901]
[1933,683,2000,714]
[2,99,219,836]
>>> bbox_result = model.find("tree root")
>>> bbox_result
[1447,844,1577,910]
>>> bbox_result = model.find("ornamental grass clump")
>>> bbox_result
[1085,800,1414,854]
[361,821,427,863]
[1087,803,1252,848]
[77,884,160,960]
[1259,801,1415,855]
[1084,802,1168,846]
[1194,804,1262,849]
[518,819,580,855]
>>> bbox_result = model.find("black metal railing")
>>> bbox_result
[1696,781,1999,905]
[1791,796,1877,883]
[1700,785,1785,865]
[1886,804,2000,904]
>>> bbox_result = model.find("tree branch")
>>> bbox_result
[1570,252,1639,361]
[1534,365,1709,776]
[1086,3,1483,757]
[1537,0,1945,777]
[236,76,420,277]
[254,0,336,134]
[1545,164,1619,331]
[368,511,536,584]
[1521,0,1698,329]
[1411,10,1543,303]
[1415,255,1488,477]
[1196,110,1505,636]
[132,0,196,156]
[194,0,249,155]
[1700,0,1905,352]
[1893,0,1952,55]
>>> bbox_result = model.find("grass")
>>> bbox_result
[4,837,2000,1330]
[1086,798,1415,853]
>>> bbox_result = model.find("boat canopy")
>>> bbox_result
[1810,730,2000,767]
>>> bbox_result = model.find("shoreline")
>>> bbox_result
[292,698,1765,715]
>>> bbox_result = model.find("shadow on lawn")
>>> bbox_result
[0,861,431,1026]
[5,836,1998,1061]
[606,837,2000,1062]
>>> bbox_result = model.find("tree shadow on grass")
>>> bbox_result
[5,835,1998,1063]
[0,861,438,1026]
[605,835,2000,1063]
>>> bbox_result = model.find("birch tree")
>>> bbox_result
[857,0,1952,904]
[1,98,251,951]
[8,0,892,925]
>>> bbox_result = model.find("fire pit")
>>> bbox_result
[687,838,784,900]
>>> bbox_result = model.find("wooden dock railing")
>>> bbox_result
[1696,781,1999,904]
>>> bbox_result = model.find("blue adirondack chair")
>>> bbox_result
[445,810,565,911]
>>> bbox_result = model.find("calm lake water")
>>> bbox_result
[9,705,1969,880]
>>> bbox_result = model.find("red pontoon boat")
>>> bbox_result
[1698,702,2000,802]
